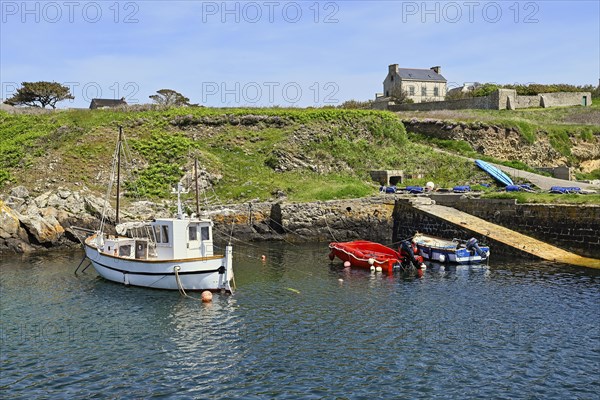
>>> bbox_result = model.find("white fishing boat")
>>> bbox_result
[81,127,234,292]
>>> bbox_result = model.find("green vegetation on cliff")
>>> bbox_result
[1,105,597,203]
[0,107,487,202]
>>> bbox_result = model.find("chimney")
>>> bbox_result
[431,66,441,74]
[389,64,399,75]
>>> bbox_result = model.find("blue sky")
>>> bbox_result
[1,0,598,107]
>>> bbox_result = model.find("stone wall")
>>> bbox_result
[430,195,600,258]
[538,92,592,108]
[385,89,592,111]
[389,95,497,112]
[515,95,540,108]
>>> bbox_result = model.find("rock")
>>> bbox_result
[19,213,65,245]
[0,201,21,239]
[10,186,29,199]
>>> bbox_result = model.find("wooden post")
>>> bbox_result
[116,126,122,224]
[194,159,200,216]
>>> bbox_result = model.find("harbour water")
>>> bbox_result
[1,243,599,399]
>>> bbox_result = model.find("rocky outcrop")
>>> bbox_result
[403,118,599,168]
[0,186,109,254]
[0,185,399,254]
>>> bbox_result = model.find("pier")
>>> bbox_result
[393,198,600,269]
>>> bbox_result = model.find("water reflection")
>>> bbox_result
[1,244,599,398]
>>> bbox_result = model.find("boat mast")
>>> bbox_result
[116,126,122,224]
[194,158,200,216]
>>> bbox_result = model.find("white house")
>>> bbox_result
[379,64,447,103]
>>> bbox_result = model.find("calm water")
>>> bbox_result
[1,243,599,399]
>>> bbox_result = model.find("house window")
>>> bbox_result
[433,87,439,97]
[188,225,198,241]
[409,86,415,96]
[386,91,389,97]
[391,75,394,81]
[421,86,427,96]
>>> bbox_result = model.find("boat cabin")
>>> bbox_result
[101,217,216,261]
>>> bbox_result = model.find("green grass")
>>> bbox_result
[1,106,597,205]
[483,192,600,205]
[575,169,600,181]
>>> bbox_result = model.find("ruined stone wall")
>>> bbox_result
[385,90,592,111]
[389,95,497,112]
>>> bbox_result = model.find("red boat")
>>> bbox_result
[328,240,423,274]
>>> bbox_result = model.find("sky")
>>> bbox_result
[1,0,599,108]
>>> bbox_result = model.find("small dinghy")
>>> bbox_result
[328,240,424,273]
[413,233,490,264]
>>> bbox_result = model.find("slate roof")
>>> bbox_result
[89,98,127,109]
[397,68,446,82]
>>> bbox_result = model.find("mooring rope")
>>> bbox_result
[173,266,204,300]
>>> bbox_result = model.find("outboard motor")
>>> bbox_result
[399,240,425,270]
[466,238,487,258]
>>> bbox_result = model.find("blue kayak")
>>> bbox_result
[475,160,514,186]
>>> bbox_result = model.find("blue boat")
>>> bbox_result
[475,159,514,186]
[413,233,490,264]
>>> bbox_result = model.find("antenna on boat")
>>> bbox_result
[172,182,189,219]
[194,158,200,217]
[116,126,122,224]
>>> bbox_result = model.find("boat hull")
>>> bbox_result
[414,234,489,265]
[329,240,409,273]
[84,243,233,292]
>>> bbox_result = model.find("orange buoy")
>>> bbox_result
[201,290,213,302]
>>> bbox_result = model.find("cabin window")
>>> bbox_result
[434,87,439,97]
[153,225,170,243]
[189,225,198,241]
[201,226,210,241]
[119,245,131,257]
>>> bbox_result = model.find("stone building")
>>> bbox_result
[89,97,127,109]
[378,64,447,103]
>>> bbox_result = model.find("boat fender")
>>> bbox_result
[368,258,375,266]
[328,251,335,261]
[375,266,382,272]
[218,266,225,274]
[439,254,446,263]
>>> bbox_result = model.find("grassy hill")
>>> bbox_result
[0,105,598,204]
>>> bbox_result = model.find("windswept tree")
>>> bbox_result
[149,89,191,106]
[4,81,74,109]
